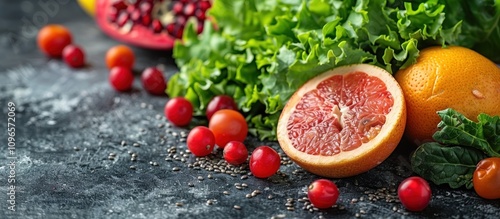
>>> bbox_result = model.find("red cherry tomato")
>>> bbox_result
[208,109,248,148]
[141,67,166,95]
[164,97,193,126]
[62,44,85,68]
[37,24,72,57]
[398,176,432,211]
[105,45,135,69]
[473,157,500,199]
[187,126,215,157]
[109,66,134,92]
[206,95,238,120]
[307,179,339,209]
[249,146,280,178]
[223,141,248,166]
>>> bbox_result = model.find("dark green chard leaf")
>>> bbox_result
[433,108,500,157]
[411,142,487,189]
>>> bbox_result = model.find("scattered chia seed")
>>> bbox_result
[73,147,80,151]
[197,176,204,181]
[206,200,213,205]
[129,165,136,170]
[267,195,274,200]
[175,202,183,207]
[207,174,213,179]
[172,167,180,171]
[223,191,230,195]
[152,162,159,166]
[133,143,140,147]
[188,182,194,187]
[233,205,241,210]
[287,207,295,211]
[121,141,127,146]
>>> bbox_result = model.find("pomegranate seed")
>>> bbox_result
[176,16,187,26]
[184,3,196,17]
[112,0,127,10]
[127,5,135,13]
[131,9,141,23]
[108,9,119,22]
[172,2,184,15]
[199,0,211,11]
[142,15,152,26]
[176,28,184,39]
[196,22,204,34]
[140,2,152,14]
[166,23,176,35]
[152,20,163,33]
[195,9,206,21]
[116,13,130,27]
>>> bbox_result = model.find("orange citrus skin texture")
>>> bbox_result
[277,64,406,178]
[395,46,500,145]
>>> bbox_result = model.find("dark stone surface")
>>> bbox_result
[0,1,499,218]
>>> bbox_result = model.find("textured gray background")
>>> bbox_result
[0,1,499,218]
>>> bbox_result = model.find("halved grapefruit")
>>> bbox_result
[277,64,406,178]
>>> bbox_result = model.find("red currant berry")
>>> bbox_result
[141,67,166,95]
[206,95,238,120]
[307,179,339,209]
[398,176,432,211]
[223,141,248,166]
[164,97,193,126]
[109,66,134,91]
[187,126,215,157]
[249,146,280,178]
[62,44,85,68]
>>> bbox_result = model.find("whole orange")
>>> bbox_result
[395,46,500,145]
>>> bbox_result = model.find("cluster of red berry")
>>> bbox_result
[165,95,281,179]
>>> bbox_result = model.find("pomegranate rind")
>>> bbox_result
[277,64,406,178]
[95,0,175,50]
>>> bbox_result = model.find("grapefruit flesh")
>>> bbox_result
[277,64,406,178]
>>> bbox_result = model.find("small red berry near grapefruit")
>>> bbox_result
[109,66,134,91]
[249,146,280,178]
[62,44,85,68]
[307,179,339,209]
[187,126,215,157]
[277,64,406,178]
[164,97,193,126]
[223,141,248,166]
[398,176,432,211]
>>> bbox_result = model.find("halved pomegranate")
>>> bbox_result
[95,0,212,50]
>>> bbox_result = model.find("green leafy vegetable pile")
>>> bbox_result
[167,0,500,140]
[411,108,500,189]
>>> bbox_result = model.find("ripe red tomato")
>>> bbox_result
[206,95,238,120]
[62,44,85,68]
[249,146,280,178]
[141,67,166,95]
[397,176,431,211]
[307,179,339,209]
[473,157,500,199]
[109,66,134,92]
[208,109,247,148]
[164,97,193,126]
[187,126,215,157]
[37,24,72,57]
[105,45,135,69]
[223,141,248,165]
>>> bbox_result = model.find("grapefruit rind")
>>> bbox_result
[277,64,406,178]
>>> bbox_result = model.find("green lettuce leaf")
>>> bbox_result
[167,0,465,140]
